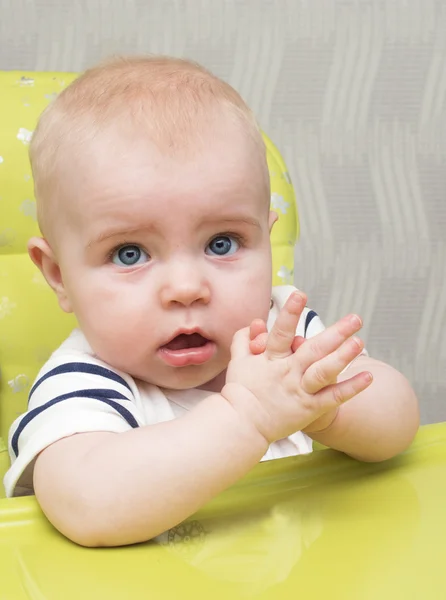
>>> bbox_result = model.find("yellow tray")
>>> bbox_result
[1,422,445,599]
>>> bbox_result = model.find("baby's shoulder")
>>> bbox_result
[38,328,103,376]
[30,328,136,405]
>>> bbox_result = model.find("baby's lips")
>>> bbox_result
[162,332,209,351]
[158,339,217,367]
[160,326,213,349]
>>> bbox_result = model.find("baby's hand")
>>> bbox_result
[248,317,305,356]
[223,291,372,444]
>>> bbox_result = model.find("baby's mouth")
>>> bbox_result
[159,332,216,367]
[163,333,209,351]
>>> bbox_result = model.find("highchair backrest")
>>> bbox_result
[0,71,299,495]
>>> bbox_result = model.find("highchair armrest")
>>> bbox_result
[0,437,8,499]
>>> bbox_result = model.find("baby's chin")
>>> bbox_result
[133,365,227,393]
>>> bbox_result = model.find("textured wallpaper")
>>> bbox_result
[1,0,445,423]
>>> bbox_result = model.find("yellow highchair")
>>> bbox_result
[0,71,445,599]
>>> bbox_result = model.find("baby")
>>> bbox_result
[4,56,419,547]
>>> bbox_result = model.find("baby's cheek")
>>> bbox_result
[85,323,144,372]
[69,283,118,334]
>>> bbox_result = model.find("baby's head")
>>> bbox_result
[29,56,277,391]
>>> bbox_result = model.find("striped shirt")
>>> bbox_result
[4,286,359,498]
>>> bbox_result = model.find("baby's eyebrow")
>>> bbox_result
[200,216,262,229]
[87,225,152,248]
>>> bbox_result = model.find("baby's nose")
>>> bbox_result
[159,261,211,307]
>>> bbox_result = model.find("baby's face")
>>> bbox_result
[53,120,275,391]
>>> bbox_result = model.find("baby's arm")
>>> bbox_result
[33,292,369,547]
[34,393,268,547]
[305,355,420,462]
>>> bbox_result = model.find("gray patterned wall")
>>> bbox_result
[1,0,445,424]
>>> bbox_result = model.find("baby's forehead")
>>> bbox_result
[59,127,265,205]
[69,114,266,185]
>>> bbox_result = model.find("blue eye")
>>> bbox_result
[206,235,240,257]
[112,245,148,267]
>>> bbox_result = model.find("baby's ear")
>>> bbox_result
[28,237,73,313]
[268,210,278,232]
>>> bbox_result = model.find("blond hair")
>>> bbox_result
[30,55,269,239]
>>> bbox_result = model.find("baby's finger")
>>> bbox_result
[293,314,363,373]
[301,335,365,394]
[252,332,305,356]
[249,332,269,355]
[266,291,307,359]
[314,370,373,412]
[250,319,267,341]
[230,326,252,360]
[291,335,306,353]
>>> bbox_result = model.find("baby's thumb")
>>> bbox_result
[230,327,251,360]
[250,332,269,355]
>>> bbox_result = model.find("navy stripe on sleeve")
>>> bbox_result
[12,388,139,457]
[29,362,132,403]
[304,310,318,337]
